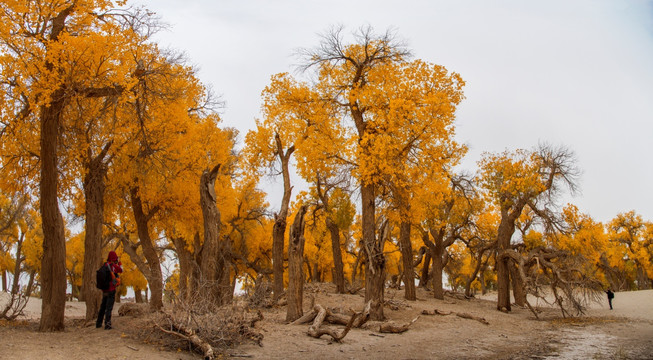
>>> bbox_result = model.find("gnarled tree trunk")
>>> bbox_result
[510,262,526,306]
[199,165,231,306]
[82,142,112,321]
[286,206,307,322]
[130,186,164,310]
[326,217,346,293]
[272,134,294,299]
[39,87,68,332]
[419,244,431,288]
[496,210,519,312]
[399,220,415,300]
[170,236,194,303]
[362,184,385,320]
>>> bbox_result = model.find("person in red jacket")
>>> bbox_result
[96,251,123,329]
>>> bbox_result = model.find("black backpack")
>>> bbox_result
[96,263,111,291]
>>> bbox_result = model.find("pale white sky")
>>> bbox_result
[133,0,653,224]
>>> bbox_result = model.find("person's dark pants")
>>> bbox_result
[608,298,613,310]
[96,290,116,328]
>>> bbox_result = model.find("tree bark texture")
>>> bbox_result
[399,220,415,300]
[199,165,231,306]
[171,236,194,302]
[420,247,431,288]
[272,133,294,299]
[130,187,164,310]
[82,142,111,321]
[423,229,445,300]
[496,210,518,312]
[286,206,307,322]
[361,184,385,321]
[326,217,346,293]
[510,262,526,307]
[38,89,68,332]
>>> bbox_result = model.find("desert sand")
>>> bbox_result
[1,286,652,359]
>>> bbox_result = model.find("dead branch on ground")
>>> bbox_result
[379,315,420,333]
[296,301,372,342]
[157,314,214,360]
[307,304,359,342]
[421,308,489,325]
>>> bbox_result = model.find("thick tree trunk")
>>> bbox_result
[399,220,415,300]
[636,266,651,290]
[1,271,6,292]
[326,217,346,293]
[286,206,307,322]
[431,244,444,300]
[171,236,193,302]
[39,90,68,332]
[82,142,111,322]
[420,251,431,288]
[425,228,446,300]
[272,217,287,299]
[130,187,164,310]
[272,136,294,299]
[361,183,384,321]
[496,211,517,312]
[510,262,526,306]
[134,289,143,303]
[199,165,230,306]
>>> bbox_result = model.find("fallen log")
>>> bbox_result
[301,301,371,328]
[421,309,452,316]
[157,323,214,360]
[420,309,489,325]
[291,309,317,325]
[307,304,358,342]
[455,312,489,325]
[378,315,420,334]
[444,290,472,300]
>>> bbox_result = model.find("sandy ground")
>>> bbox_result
[1,287,652,359]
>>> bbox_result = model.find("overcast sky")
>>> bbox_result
[133,0,653,224]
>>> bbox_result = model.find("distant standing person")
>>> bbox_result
[96,251,123,329]
[605,289,614,310]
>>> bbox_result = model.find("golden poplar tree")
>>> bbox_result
[298,26,465,318]
[478,144,579,312]
[0,0,145,331]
